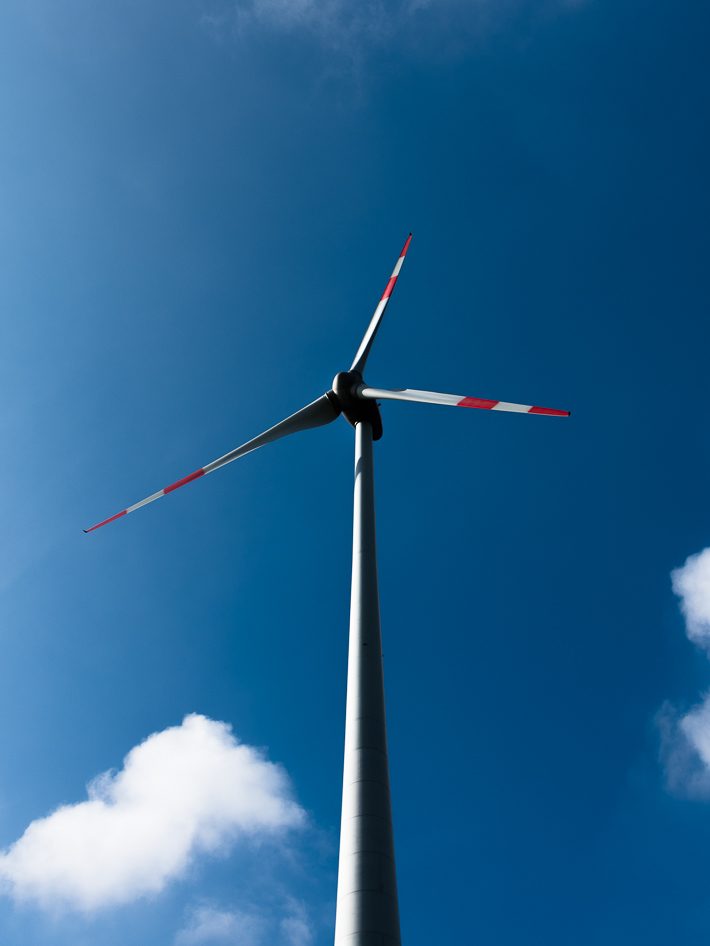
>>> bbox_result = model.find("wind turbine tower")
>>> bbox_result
[85,235,569,944]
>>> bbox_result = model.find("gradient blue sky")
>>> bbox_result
[2,1,710,943]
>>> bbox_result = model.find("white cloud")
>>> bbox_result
[660,548,710,796]
[659,696,710,798]
[672,547,710,649]
[0,715,304,911]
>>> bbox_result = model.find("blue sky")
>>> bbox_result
[1,0,710,943]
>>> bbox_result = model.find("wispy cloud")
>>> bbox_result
[204,0,392,54]
[661,549,710,796]
[0,715,304,911]
[279,896,313,946]
[202,0,588,57]
[175,904,265,945]
[174,898,313,946]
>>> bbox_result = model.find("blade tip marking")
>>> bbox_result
[529,406,570,417]
[84,509,128,533]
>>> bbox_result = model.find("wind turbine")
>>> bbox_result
[85,234,569,945]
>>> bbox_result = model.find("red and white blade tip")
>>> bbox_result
[380,233,412,302]
[358,386,570,417]
[457,397,570,416]
[84,468,206,533]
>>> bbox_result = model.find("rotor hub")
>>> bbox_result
[330,370,383,440]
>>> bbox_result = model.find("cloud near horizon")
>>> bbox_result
[0,715,304,911]
[662,549,710,796]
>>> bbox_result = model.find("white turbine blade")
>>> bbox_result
[359,385,570,417]
[350,234,412,374]
[84,393,340,533]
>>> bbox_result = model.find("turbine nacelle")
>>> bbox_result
[330,370,383,440]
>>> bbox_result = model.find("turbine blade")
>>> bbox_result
[358,385,570,417]
[84,393,341,533]
[350,233,412,374]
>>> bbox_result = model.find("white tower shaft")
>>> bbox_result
[334,421,401,945]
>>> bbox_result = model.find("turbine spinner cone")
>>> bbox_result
[332,370,383,439]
